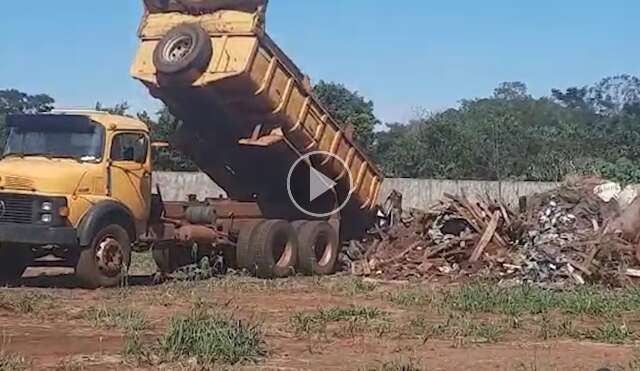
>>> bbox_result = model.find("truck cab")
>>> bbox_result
[0,112,151,288]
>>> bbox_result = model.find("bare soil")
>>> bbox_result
[0,259,637,371]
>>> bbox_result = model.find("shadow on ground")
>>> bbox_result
[8,273,156,289]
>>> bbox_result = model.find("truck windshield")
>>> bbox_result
[3,121,105,162]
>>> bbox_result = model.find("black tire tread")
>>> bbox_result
[153,23,213,83]
[297,221,339,276]
[236,221,264,272]
[0,246,31,283]
[252,220,298,279]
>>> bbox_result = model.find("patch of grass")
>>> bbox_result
[160,307,265,366]
[0,291,52,314]
[84,307,148,332]
[0,350,27,371]
[441,284,556,316]
[585,323,636,344]
[121,330,152,366]
[129,252,156,275]
[536,315,578,341]
[291,306,389,337]
[318,277,378,296]
[441,283,640,317]
[473,321,506,343]
[389,288,433,307]
[362,360,423,371]
[408,313,506,343]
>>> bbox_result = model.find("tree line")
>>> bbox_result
[1,74,639,182]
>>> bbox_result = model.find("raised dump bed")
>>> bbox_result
[132,0,383,237]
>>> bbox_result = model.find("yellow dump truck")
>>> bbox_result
[0,0,383,287]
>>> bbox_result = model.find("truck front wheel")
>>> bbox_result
[0,245,32,283]
[75,224,131,288]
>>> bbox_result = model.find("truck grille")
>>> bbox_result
[0,194,34,224]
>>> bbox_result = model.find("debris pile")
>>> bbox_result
[354,177,640,288]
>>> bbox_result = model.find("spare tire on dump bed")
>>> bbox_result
[153,23,213,84]
[144,0,267,13]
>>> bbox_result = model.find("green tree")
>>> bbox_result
[95,101,131,116]
[374,76,640,182]
[0,89,54,114]
[147,106,197,171]
[0,89,55,151]
[313,80,379,150]
[493,81,529,100]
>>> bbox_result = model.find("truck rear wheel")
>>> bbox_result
[0,245,32,283]
[236,222,264,272]
[297,221,339,276]
[75,224,131,289]
[252,220,298,278]
[153,23,213,84]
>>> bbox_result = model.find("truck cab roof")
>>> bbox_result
[85,112,149,133]
[28,111,151,133]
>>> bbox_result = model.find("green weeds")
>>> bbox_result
[84,307,148,332]
[159,307,265,365]
[291,306,389,337]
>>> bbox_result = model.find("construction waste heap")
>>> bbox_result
[347,177,640,289]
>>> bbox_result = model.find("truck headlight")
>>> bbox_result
[41,214,53,223]
[41,201,53,211]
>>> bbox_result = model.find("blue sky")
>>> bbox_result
[0,1,637,123]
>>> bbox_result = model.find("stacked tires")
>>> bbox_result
[236,220,339,278]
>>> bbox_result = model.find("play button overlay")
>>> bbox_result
[287,151,354,218]
[309,167,336,202]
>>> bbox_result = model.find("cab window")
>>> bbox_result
[111,133,148,163]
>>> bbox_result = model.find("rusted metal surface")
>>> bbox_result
[175,225,220,244]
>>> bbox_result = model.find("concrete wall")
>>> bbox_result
[152,172,560,209]
[152,172,227,202]
[379,178,560,210]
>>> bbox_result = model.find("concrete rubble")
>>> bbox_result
[351,176,640,288]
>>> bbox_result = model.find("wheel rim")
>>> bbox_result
[163,35,194,63]
[315,234,334,266]
[95,236,124,277]
[274,233,294,268]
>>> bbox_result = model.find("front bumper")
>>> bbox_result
[0,223,77,246]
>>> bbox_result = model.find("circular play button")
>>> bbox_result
[287,151,354,218]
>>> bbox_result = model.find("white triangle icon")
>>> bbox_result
[309,167,336,202]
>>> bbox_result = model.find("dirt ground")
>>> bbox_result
[0,253,638,371]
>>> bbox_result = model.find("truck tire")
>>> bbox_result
[153,23,212,83]
[236,221,264,272]
[144,0,169,12]
[0,245,31,283]
[75,224,131,289]
[290,220,308,230]
[252,220,298,278]
[297,221,339,276]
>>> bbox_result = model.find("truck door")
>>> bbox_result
[109,132,151,223]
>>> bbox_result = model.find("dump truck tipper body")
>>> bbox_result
[132,0,383,239]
